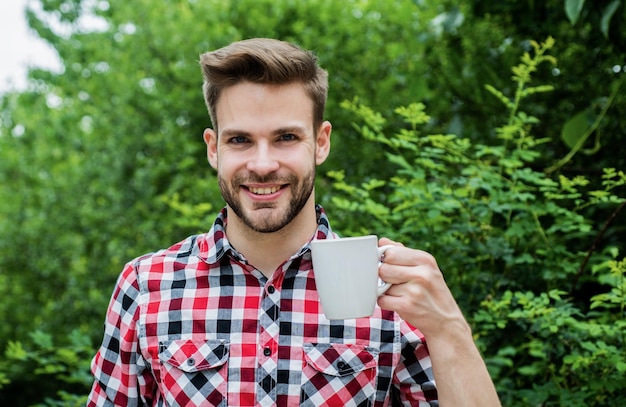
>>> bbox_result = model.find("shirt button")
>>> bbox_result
[267,285,275,294]
[263,347,272,356]
[187,358,195,366]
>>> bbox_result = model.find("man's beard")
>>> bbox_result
[218,168,316,233]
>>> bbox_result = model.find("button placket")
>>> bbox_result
[257,279,281,401]
[258,287,280,362]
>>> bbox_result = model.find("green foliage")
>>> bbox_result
[329,38,626,406]
[477,278,626,406]
[565,0,624,39]
[547,74,625,173]
[424,0,626,175]
[0,330,92,406]
[476,251,626,406]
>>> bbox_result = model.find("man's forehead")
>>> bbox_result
[215,82,315,131]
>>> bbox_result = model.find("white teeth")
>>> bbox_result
[249,186,280,195]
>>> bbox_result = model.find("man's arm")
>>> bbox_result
[87,262,150,407]
[377,238,501,407]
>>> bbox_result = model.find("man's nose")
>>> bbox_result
[246,144,280,175]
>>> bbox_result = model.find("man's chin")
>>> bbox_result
[239,208,287,233]
[246,220,287,234]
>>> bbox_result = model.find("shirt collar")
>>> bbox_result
[193,204,334,264]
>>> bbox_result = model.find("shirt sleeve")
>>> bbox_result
[392,320,439,406]
[87,261,154,406]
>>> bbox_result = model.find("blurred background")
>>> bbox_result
[1,0,624,405]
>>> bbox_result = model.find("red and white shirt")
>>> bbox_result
[88,206,438,406]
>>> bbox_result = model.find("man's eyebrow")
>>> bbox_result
[219,129,251,139]
[220,126,308,138]
[271,126,307,135]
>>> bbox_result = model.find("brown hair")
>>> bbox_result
[200,38,328,132]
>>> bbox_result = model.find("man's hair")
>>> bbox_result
[199,38,328,131]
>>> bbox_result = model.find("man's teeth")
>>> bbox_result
[249,186,280,195]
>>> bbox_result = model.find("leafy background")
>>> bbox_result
[0,0,624,405]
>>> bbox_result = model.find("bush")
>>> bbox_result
[328,38,626,406]
[0,330,92,406]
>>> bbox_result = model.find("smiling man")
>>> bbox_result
[204,80,330,275]
[87,38,501,407]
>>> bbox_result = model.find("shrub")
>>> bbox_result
[328,38,626,406]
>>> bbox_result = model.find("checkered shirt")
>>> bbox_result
[87,205,438,406]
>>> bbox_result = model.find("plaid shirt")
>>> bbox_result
[88,206,438,406]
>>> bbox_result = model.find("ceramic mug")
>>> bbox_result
[310,235,393,319]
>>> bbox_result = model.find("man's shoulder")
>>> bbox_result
[130,233,208,272]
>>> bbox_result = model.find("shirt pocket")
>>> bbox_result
[301,343,379,407]
[158,339,229,407]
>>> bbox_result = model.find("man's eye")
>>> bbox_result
[229,136,248,144]
[279,133,297,141]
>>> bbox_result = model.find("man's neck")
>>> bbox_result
[225,203,319,278]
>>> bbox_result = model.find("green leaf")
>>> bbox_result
[561,109,594,149]
[565,0,585,24]
[601,0,621,38]
[519,365,542,376]
[30,330,54,350]
[5,341,29,361]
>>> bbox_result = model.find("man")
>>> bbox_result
[87,38,500,406]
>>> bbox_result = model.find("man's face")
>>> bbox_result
[204,82,331,233]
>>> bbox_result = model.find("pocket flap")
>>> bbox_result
[159,339,229,373]
[303,343,378,377]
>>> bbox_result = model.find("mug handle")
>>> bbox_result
[377,245,394,296]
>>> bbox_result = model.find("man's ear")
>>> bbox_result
[315,120,332,165]
[203,128,218,169]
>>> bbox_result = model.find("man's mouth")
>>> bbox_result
[248,186,281,195]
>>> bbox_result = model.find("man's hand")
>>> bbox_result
[376,237,469,339]
[376,237,501,407]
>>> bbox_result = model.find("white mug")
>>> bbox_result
[310,235,393,319]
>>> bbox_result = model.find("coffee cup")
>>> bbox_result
[310,235,392,319]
